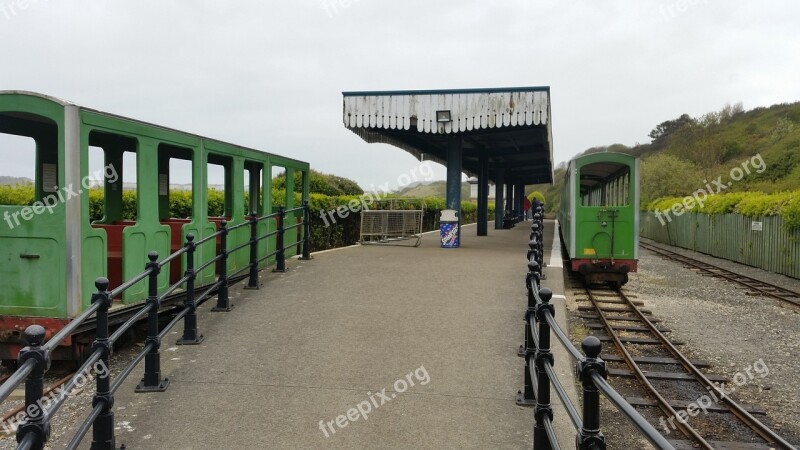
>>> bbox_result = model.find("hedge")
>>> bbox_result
[0,186,496,251]
[645,190,800,229]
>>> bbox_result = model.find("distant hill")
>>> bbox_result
[528,100,800,211]
[0,176,33,186]
[395,181,471,199]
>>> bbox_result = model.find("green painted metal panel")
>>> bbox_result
[559,152,638,262]
[640,211,800,279]
[0,93,68,317]
[1,92,311,322]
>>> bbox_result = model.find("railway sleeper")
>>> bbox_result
[585,322,671,333]
[594,335,683,345]
[600,354,710,367]
[573,297,646,306]
[576,312,662,323]
[668,439,779,450]
[607,368,726,382]
[624,396,765,415]
[577,305,652,314]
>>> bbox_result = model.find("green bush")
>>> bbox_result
[1,184,501,249]
[0,183,34,206]
[645,190,800,230]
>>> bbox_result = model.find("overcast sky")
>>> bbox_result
[2,0,799,189]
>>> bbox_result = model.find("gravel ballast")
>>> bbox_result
[625,239,800,442]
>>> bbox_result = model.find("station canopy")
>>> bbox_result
[342,86,553,185]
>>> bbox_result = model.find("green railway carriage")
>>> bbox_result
[0,91,310,361]
[558,152,639,287]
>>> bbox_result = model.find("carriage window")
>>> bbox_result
[168,157,193,219]
[579,162,630,207]
[87,146,106,221]
[294,170,306,203]
[86,131,136,224]
[207,154,231,218]
[0,133,36,206]
[271,165,287,208]
[156,144,193,221]
[0,112,58,209]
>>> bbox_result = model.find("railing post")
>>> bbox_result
[527,238,538,263]
[530,222,541,242]
[245,213,262,289]
[516,263,541,405]
[533,213,545,279]
[576,336,607,450]
[273,205,287,273]
[533,288,554,449]
[90,277,115,450]
[516,329,536,408]
[300,200,313,260]
[212,220,233,311]
[178,234,204,345]
[518,260,541,357]
[16,325,51,450]
[136,251,169,392]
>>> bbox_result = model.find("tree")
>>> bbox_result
[648,114,693,146]
[272,169,363,196]
[639,153,703,204]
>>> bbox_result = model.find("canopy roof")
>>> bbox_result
[342,87,553,184]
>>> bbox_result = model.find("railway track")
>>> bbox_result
[640,242,800,308]
[574,280,797,449]
[1,372,75,435]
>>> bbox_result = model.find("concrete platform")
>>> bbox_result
[57,220,578,449]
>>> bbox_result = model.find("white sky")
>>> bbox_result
[1,0,799,189]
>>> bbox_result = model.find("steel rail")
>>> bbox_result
[641,242,800,308]
[0,359,36,403]
[615,287,797,449]
[1,371,74,425]
[583,286,713,449]
[591,372,676,450]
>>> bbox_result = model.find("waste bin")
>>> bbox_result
[440,209,459,248]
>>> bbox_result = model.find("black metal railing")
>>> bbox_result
[0,201,313,450]
[518,207,675,450]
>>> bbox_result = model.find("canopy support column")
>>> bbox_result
[495,170,505,229]
[446,136,463,243]
[515,183,525,221]
[477,149,488,236]
[505,181,514,217]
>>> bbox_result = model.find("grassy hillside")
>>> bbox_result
[527,101,800,213]
[396,181,472,199]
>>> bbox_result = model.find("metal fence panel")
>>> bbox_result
[640,212,800,279]
[360,210,423,246]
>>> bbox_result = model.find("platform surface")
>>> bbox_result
[58,220,576,449]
